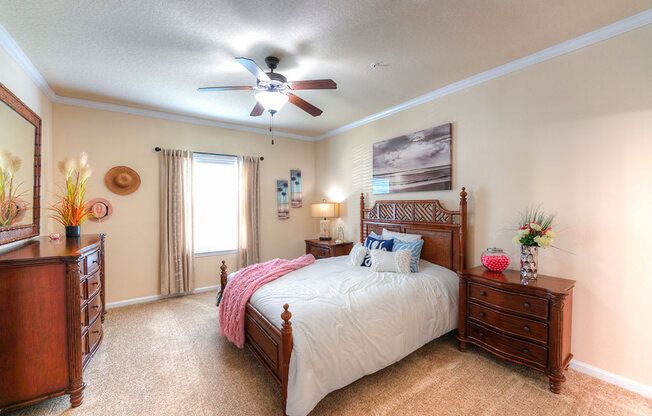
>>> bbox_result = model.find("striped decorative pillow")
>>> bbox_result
[391,239,424,272]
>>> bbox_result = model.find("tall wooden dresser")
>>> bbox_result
[0,234,106,413]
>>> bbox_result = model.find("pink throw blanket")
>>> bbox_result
[219,254,316,347]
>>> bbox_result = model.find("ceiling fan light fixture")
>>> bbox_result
[255,91,289,112]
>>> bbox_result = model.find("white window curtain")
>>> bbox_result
[237,156,260,268]
[160,149,194,295]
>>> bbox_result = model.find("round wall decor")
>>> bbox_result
[88,198,113,222]
[105,166,141,195]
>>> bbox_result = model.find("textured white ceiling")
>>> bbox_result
[1,0,650,137]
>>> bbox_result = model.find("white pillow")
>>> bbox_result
[369,249,411,273]
[382,229,422,242]
[348,242,368,266]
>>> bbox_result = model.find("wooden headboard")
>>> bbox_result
[360,188,467,272]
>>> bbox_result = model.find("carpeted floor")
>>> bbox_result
[8,291,652,416]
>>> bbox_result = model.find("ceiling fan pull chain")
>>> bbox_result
[269,112,275,145]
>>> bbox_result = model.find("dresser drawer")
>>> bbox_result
[86,271,101,298]
[81,332,88,358]
[468,322,547,369]
[80,279,87,305]
[86,250,101,276]
[309,245,329,258]
[469,302,548,345]
[80,304,88,330]
[87,292,102,325]
[469,282,548,320]
[88,314,102,352]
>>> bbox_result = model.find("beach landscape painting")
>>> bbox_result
[372,123,452,194]
[290,169,302,207]
[277,180,289,219]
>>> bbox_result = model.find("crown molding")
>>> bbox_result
[315,8,652,140]
[2,9,651,143]
[54,95,314,141]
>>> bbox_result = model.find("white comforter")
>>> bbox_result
[240,256,459,416]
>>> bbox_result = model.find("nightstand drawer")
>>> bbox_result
[469,302,548,345]
[469,282,548,320]
[468,322,547,369]
[309,245,329,258]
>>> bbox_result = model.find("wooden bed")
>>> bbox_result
[219,188,467,415]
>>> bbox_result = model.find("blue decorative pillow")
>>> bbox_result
[392,239,424,272]
[361,235,394,267]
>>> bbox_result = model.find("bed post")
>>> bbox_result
[459,187,467,271]
[360,192,365,244]
[280,304,293,416]
[220,260,227,295]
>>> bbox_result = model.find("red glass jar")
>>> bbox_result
[481,247,510,272]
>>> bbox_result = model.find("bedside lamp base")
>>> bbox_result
[319,218,331,240]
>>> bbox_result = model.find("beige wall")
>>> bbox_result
[0,44,53,247]
[50,103,317,303]
[315,25,652,386]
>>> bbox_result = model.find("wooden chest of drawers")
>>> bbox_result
[0,234,106,413]
[457,266,575,393]
[305,239,353,259]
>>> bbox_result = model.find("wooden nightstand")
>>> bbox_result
[305,239,353,259]
[457,266,575,393]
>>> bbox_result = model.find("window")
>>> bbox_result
[193,153,238,255]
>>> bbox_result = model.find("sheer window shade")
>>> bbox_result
[193,153,238,254]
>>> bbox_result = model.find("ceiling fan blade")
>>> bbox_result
[250,101,265,117]
[288,93,323,117]
[235,57,271,82]
[197,86,254,92]
[288,79,337,90]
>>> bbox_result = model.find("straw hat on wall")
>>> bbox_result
[104,166,141,195]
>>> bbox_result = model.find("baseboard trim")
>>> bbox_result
[105,285,218,309]
[570,359,652,399]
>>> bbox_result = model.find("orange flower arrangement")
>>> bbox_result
[51,152,93,227]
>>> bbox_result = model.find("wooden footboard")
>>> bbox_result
[220,261,292,415]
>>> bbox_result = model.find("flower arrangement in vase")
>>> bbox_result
[0,150,26,227]
[512,207,556,279]
[51,152,92,237]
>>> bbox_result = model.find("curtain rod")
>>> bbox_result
[154,147,263,161]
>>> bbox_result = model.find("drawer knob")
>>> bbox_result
[523,302,531,308]
[523,325,531,332]
[92,330,101,334]
[81,322,85,326]
[92,305,100,310]
[479,311,486,317]
[522,348,529,354]
[480,291,487,296]
[477,331,484,338]
[92,259,98,264]
[91,281,99,286]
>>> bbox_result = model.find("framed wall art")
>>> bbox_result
[290,169,302,208]
[372,123,452,194]
[277,180,289,219]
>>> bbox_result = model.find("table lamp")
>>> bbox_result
[310,199,340,240]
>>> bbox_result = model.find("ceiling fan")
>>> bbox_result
[198,56,336,117]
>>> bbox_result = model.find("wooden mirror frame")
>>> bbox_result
[0,82,41,246]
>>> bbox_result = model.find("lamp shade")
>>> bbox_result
[255,91,289,112]
[310,202,340,218]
